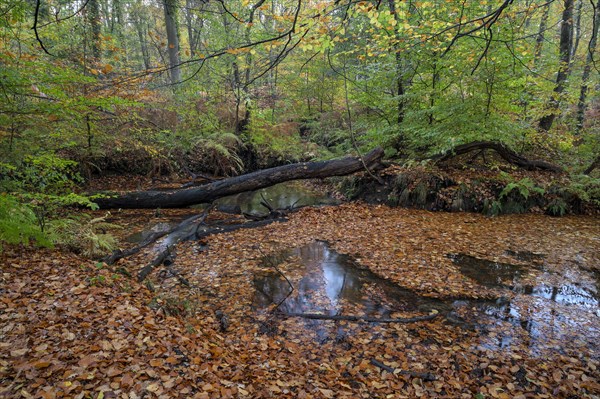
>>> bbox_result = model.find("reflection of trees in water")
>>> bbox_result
[253,241,441,316]
[217,182,335,214]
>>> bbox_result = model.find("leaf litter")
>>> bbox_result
[1,203,599,398]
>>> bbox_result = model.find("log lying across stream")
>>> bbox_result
[95,147,385,209]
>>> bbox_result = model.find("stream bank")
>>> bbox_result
[337,164,599,216]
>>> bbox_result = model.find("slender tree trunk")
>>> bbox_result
[387,0,406,126]
[87,0,102,61]
[185,0,203,57]
[163,0,181,85]
[428,53,439,125]
[576,0,600,132]
[570,0,584,64]
[538,0,574,132]
[136,20,151,70]
[533,3,551,67]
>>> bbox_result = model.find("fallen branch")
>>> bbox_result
[584,155,599,175]
[283,312,438,324]
[103,229,172,265]
[431,141,562,172]
[138,217,285,281]
[370,358,436,381]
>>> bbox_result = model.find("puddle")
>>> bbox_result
[253,243,599,352]
[449,253,599,308]
[216,181,339,215]
[448,254,524,287]
[504,249,546,263]
[449,253,599,351]
[253,241,446,317]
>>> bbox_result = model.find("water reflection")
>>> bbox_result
[449,253,599,308]
[254,243,599,352]
[216,181,339,215]
[450,252,599,352]
[448,254,523,287]
[253,241,443,317]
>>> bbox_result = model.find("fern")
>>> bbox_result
[48,213,121,258]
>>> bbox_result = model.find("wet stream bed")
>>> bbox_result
[115,188,600,396]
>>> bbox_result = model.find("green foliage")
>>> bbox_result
[486,176,546,216]
[1,154,81,194]
[191,132,244,176]
[566,175,600,205]
[546,197,568,216]
[499,178,545,202]
[0,194,52,251]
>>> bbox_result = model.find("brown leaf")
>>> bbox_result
[78,354,97,368]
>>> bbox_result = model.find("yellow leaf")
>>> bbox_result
[146,383,160,392]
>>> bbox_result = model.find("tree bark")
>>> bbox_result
[538,0,574,131]
[94,147,385,209]
[431,141,563,172]
[163,0,181,85]
[533,3,550,66]
[87,0,102,61]
[576,0,600,132]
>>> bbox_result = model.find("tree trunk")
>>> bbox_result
[136,20,151,70]
[570,0,584,65]
[576,0,600,132]
[387,0,406,126]
[538,0,574,131]
[87,0,102,61]
[533,4,550,66]
[163,0,181,85]
[94,147,385,209]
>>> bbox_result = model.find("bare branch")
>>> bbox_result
[32,0,54,56]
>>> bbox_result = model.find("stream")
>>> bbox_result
[125,182,599,361]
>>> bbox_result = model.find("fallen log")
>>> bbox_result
[430,141,563,172]
[94,147,385,209]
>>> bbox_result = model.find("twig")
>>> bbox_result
[258,247,294,313]
[370,359,436,381]
[283,312,438,324]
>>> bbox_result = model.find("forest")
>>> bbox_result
[1,0,600,398]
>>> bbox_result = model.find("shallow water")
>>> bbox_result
[254,241,599,352]
[449,253,598,308]
[215,181,339,215]
[253,241,445,317]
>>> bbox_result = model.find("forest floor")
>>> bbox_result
[1,175,600,399]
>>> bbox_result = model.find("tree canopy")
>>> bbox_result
[0,0,597,164]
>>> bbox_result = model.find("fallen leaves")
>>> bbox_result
[1,203,599,398]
